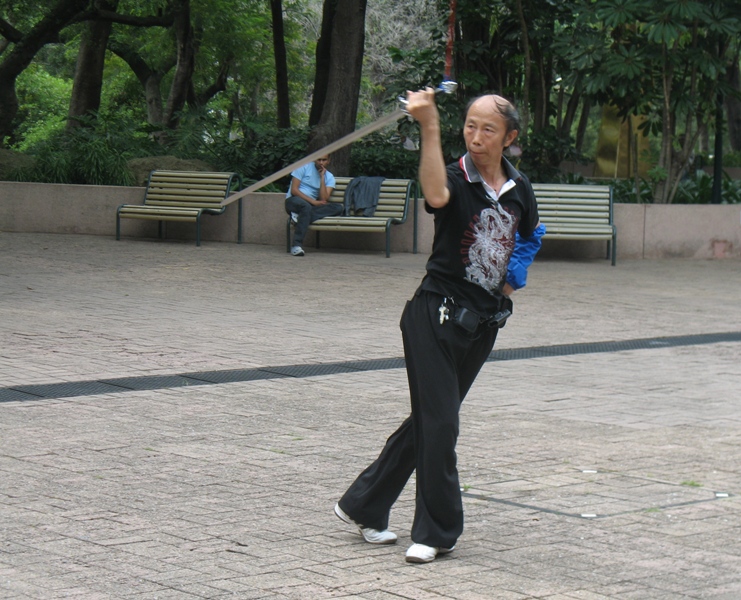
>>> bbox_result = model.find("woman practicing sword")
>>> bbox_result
[334,86,546,563]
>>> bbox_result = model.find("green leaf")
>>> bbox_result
[664,0,705,21]
[595,0,646,27]
[646,20,683,45]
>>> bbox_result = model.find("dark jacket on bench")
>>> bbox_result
[343,176,386,216]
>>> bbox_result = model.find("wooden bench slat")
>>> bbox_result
[539,212,613,220]
[545,223,614,231]
[147,185,229,193]
[311,225,392,233]
[532,184,609,192]
[544,198,611,203]
[145,199,227,206]
[147,186,228,194]
[540,207,610,214]
[149,171,235,179]
[542,218,611,225]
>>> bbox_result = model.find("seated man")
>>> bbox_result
[285,154,343,256]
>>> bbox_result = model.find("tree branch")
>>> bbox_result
[0,18,24,43]
[74,9,175,28]
[191,58,231,107]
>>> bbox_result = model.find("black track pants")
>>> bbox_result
[338,290,499,548]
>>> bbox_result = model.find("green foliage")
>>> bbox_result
[13,113,158,186]
[13,65,72,150]
[387,37,467,162]
[564,170,741,205]
[719,151,741,168]
[518,127,584,183]
[238,123,310,187]
[674,171,741,205]
[148,107,310,189]
[607,177,655,204]
[350,132,419,179]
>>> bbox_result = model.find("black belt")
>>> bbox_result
[439,295,513,333]
[453,304,511,332]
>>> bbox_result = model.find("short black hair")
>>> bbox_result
[465,94,521,135]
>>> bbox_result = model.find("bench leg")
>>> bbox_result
[286,218,291,252]
[237,198,243,244]
[116,214,121,240]
[610,236,617,266]
[196,217,201,247]
[412,194,418,254]
[316,231,321,250]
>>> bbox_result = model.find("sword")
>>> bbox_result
[227,81,458,202]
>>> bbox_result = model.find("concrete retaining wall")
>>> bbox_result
[1,181,740,259]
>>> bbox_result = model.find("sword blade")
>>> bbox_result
[229,108,406,201]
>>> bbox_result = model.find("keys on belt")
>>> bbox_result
[438,298,450,325]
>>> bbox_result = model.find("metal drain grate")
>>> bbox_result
[11,381,129,399]
[462,470,733,519]
[185,369,282,384]
[2,331,740,402]
[99,375,211,391]
[258,363,361,378]
[488,332,741,362]
[0,388,44,402]
[342,358,407,371]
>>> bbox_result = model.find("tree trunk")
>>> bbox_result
[575,97,591,152]
[0,0,90,145]
[309,0,337,127]
[458,16,493,92]
[560,87,581,139]
[307,0,367,176]
[655,44,674,204]
[189,59,231,108]
[108,41,172,127]
[531,41,550,132]
[711,92,724,204]
[726,61,741,151]
[270,0,291,128]
[67,0,119,129]
[164,0,195,130]
[514,0,531,133]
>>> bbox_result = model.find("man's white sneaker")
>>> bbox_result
[290,212,298,224]
[405,543,455,564]
[290,246,305,256]
[334,503,397,545]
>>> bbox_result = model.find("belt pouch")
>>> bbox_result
[452,306,480,333]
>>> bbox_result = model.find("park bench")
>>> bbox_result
[533,183,617,265]
[116,170,243,246]
[286,176,418,257]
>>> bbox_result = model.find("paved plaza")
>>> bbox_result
[1,231,740,599]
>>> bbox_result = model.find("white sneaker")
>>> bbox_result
[334,503,397,545]
[290,246,304,256]
[405,543,455,564]
[290,212,298,224]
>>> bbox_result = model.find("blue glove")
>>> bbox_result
[506,223,546,290]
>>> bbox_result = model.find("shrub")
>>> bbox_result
[674,170,741,204]
[563,171,741,204]
[518,126,585,183]
[350,132,419,179]
[12,113,157,186]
